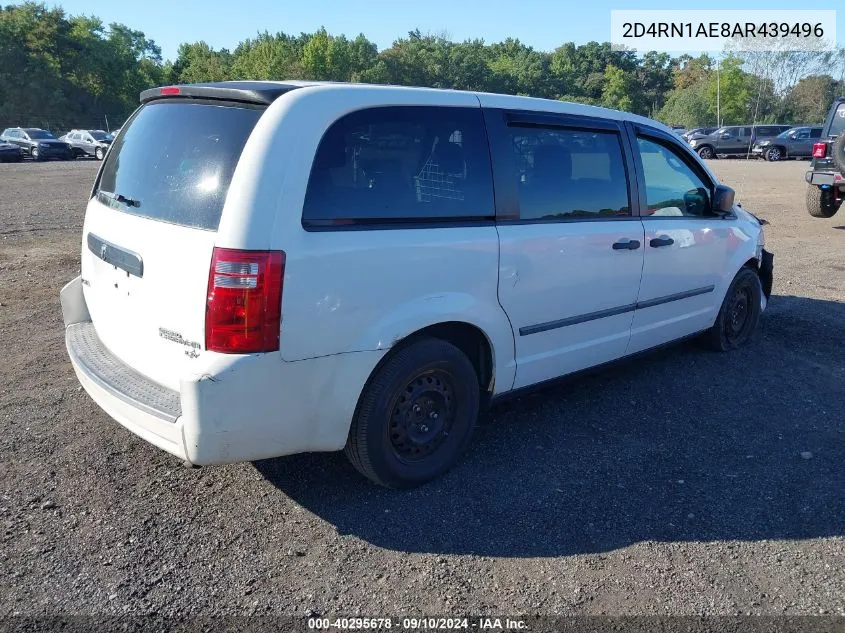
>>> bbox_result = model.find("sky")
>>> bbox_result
[45,0,844,62]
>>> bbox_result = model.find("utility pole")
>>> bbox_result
[716,57,721,127]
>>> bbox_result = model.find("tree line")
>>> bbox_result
[2,2,844,134]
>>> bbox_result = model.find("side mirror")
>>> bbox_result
[713,184,735,215]
[720,133,731,139]
[683,187,710,216]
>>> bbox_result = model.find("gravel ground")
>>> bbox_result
[0,158,843,619]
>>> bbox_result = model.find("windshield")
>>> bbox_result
[96,101,262,230]
[26,130,56,139]
[830,104,845,138]
[90,131,109,141]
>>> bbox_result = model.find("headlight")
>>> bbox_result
[689,139,699,147]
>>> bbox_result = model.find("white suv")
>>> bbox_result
[61,81,774,488]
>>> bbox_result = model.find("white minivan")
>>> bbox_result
[61,81,774,488]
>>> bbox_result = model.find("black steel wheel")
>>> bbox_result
[703,267,763,351]
[345,337,480,488]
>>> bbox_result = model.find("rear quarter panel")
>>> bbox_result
[217,85,517,394]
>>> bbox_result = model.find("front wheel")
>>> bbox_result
[765,147,783,162]
[697,146,715,160]
[345,337,480,488]
[95,147,104,160]
[30,147,40,161]
[702,268,763,352]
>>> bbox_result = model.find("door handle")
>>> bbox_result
[612,239,641,250]
[649,236,675,248]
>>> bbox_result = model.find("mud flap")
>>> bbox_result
[759,249,774,300]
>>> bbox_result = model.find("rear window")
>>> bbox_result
[302,106,494,226]
[96,101,262,230]
[829,103,845,138]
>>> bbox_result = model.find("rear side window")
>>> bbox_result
[757,126,778,136]
[830,103,845,138]
[303,106,494,226]
[810,128,822,139]
[509,127,630,220]
[96,101,262,230]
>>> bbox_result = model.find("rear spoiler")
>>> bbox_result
[140,81,299,106]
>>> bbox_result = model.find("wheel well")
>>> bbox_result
[743,257,759,271]
[394,322,494,393]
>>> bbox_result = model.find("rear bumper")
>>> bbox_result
[805,170,844,188]
[60,276,382,466]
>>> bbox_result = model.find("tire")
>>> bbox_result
[832,134,845,176]
[30,147,40,161]
[702,267,763,352]
[697,146,715,160]
[95,147,104,160]
[764,147,783,162]
[345,337,480,488]
[806,185,839,218]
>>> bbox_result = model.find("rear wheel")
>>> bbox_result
[697,146,715,160]
[345,337,480,488]
[702,268,762,352]
[806,185,839,218]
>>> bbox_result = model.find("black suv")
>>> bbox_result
[688,124,791,159]
[0,127,73,160]
[805,97,845,218]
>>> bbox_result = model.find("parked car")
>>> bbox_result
[0,139,24,162]
[682,127,716,141]
[0,127,73,160]
[60,129,113,160]
[60,81,773,488]
[805,97,845,217]
[688,124,792,159]
[752,126,823,161]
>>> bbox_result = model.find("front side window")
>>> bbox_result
[509,127,630,220]
[638,137,712,218]
[303,106,494,225]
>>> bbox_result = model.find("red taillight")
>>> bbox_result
[160,86,181,96]
[812,142,827,158]
[205,248,285,354]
